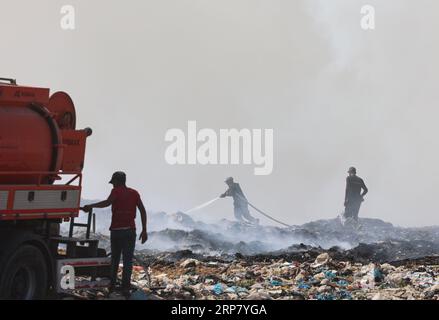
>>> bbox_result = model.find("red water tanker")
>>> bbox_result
[0,78,110,300]
[0,78,91,185]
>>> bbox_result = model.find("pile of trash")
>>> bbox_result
[66,206,439,300]
[127,251,439,300]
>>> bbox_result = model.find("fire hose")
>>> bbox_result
[246,201,292,228]
[236,193,292,228]
[185,194,293,228]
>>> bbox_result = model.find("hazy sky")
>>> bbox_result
[2,0,439,227]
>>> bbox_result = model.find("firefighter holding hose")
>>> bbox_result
[220,177,259,225]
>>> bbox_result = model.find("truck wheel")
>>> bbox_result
[0,245,48,300]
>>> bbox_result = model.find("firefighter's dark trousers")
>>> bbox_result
[234,203,258,223]
[344,199,363,221]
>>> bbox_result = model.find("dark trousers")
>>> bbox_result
[110,229,136,289]
[345,199,362,221]
[234,203,257,223]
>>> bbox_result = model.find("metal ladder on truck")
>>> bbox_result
[69,209,96,241]
[52,210,112,294]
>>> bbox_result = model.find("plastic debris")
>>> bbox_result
[129,290,150,300]
[180,259,199,268]
[212,283,225,295]
[61,216,439,300]
[121,252,439,300]
[270,280,283,287]
[373,267,384,283]
[312,253,330,268]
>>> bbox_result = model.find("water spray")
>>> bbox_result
[184,197,221,214]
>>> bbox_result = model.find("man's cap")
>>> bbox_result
[225,177,234,183]
[109,171,127,184]
[348,167,357,174]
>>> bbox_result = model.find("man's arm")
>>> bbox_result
[81,198,113,212]
[361,180,369,197]
[220,187,232,198]
[138,198,148,244]
[81,192,114,212]
[344,178,349,206]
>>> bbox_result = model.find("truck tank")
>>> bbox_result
[0,79,87,185]
[0,104,62,184]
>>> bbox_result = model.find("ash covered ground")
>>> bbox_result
[77,208,439,258]
[67,209,439,300]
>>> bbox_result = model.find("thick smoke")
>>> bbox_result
[1,1,439,226]
[67,204,439,257]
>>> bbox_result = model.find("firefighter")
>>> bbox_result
[220,177,259,224]
[81,171,148,297]
[344,167,368,222]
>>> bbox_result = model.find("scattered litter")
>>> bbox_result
[121,254,439,300]
[63,216,439,300]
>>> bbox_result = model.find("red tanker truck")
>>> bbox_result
[0,78,111,299]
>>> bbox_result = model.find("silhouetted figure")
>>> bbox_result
[344,167,368,222]
[220,177,259,224]
[81,171,148,298]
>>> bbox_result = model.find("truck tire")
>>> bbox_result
[0,245,48,300]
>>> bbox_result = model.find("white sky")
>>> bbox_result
[1,0,439,227]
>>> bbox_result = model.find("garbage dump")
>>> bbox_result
[66,245,439,300]
[63,212,439,300]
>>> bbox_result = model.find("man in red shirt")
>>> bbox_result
[82,171,148,297]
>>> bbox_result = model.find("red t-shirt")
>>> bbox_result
[108,186,140,231]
